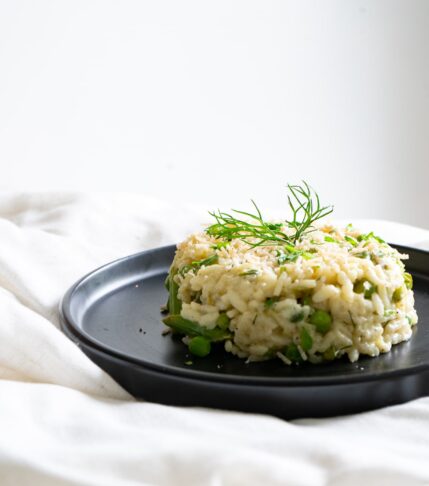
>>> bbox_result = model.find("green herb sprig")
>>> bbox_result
[206,181,333,248]
[286,182,333,243]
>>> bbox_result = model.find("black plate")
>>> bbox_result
[60,244,429,419]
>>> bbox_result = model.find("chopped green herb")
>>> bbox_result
[384,309,397,317]
[211,241,229,250]
[265,297,280,309]
[357,232,385,244]
[179,254,219,276]
[276,247,313,265]
[354,251,370,259]
[185,360,193,366]
[191,254,218,268]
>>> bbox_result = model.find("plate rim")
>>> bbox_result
[60,243,429,387]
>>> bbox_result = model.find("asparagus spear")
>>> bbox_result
[163,314,231,342]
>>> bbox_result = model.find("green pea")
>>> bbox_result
[404,272,413,290]
[216,313,230,329]
[392,287,404,302]
[364,283,376,299]
[353,279,377,299]
[188,336,211,357]
[353,280,365,294]
[283,343,303,363]
[300,327,313,351]
[309,309,332,334]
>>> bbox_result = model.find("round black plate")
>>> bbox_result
[60,244,429,419]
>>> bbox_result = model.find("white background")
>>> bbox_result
[1,0,428,227]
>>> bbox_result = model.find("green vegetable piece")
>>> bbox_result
[309,309,332,334]
[323,347,336,361]
[384,309,396,317]
[324,236,337,243]
[178,264,193,276]
[364,283,376,299]
[344,235,358,247]
[355,251,369,259]
[353,279,376,299]
[283,343,303,363]
[353,280,365,294]
[357,232,385,244]
[290,310,304,323]
[265,297,279,309]
[192,254,218,268]
[168,270,182,314]
[216,313,230,329]
[300,327,313,351]
[162,315,231,342]
[188,336,211,357]
[164,275,170,291]
[239,269,259,276]
[392,287,404,303]
[211,241,229,250]
[404,272,413,290]
[277,250,298,264]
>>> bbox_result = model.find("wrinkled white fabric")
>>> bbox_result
[0,192,429,486]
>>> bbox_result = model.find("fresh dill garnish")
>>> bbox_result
[206,181,333,247]
[206,200,291,248]
[286,182,333,242]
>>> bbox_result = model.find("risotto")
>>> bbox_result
[162,185,417,365]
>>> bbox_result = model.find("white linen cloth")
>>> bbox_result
[1,192,429,486]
